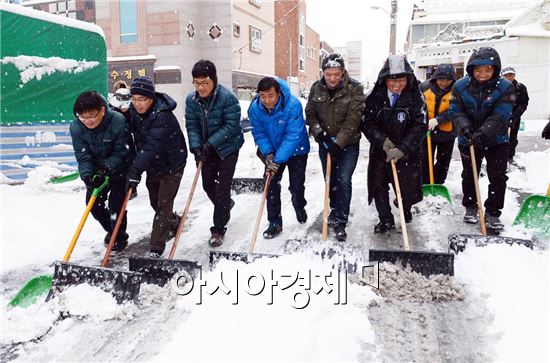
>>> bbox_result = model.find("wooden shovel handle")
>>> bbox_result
[248,172,273,255]
[169,162,202,259]
[322,154,332,241]
[427,131,435,185]
[391,160,410,250]
[469,145,487,236]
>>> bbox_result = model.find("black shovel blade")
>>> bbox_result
[128,256,202,287]
[369,249,454,277]
[448,233,534,254]
[48,262,143,304]
[231,178,265,194]
[209,251,279,269]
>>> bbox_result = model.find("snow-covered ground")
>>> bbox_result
[1,123,548,362]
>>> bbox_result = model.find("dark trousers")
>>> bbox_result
[86,177,127,241]
[508,118,521,159]
[459,143,509,217]
[318,143,359,225]
[422,138,455,185]
[201,151,239,234]
[373,167,395,224]
[145,164,184,253]
[266,154,308,225]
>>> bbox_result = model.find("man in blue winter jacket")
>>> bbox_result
[125,77,188,258]
[71,91,133,252]
[248,77,310,238]
[185,60,244,247]
[450,46,515,231]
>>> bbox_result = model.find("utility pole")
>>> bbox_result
[390,0,397,55]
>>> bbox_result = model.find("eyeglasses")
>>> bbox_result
[77,111,101,121]
[131,96,149,103]
[193,80,211,88]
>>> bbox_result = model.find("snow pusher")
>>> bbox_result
[8,177,110,308]
[448,146,533,253]
[48,187,143,304]
[230,148,273,194]
[49,171,80,184]
[421,131,452,204]
[512,183,550,237]
[369,160,455,277]
[128,163,203,286]
[210,172,278,268]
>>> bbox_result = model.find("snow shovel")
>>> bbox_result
[512,183,550,237]
[49,171,80,184]
[49,187,144,304]
[8,177,110,308]
[448,145,533,253]
[422,131,452,203]
[210,172,278,267]
[369,160,454,277]
[128,163,203,287]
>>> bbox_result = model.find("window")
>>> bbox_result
[299,13,305,71]
[249,25,262,53]
[233,22,241,37]
[249,0,261,8]
[120,0,138,44]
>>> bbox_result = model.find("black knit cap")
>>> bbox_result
[192,59,218,87]
[322,53,345,71]
[130,76,155,99]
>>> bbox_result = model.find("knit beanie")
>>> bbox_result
[130,76,155,99]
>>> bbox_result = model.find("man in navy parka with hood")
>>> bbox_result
[248,77,310,239]
[450,46,515,231]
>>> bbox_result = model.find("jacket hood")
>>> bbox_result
[153,92,177,112]
[376,55,415,85]
[432,63,456,81]
[252,77,291,113]
[465,47,502,80]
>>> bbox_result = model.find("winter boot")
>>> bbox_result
[374,221,396,234]
[485,213,504,230]
[148,250,162,259]
[334,223,347,242]
[164,213,181,242]
[463,207,478,224]
[111,232,129,252]
[263,223,283,239]
[208,229,225,247]
[295,208,307,224]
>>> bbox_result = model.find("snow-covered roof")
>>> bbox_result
[107,55,157,62]
[505,1,550,38]
[0,2,105,38]
[411,8,523,24]
[154,65,181,71]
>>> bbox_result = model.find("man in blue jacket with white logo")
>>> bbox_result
[249,77,310,238]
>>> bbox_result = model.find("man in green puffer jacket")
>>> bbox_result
[70,91,133,252]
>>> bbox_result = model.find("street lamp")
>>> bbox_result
[371,0,398,55]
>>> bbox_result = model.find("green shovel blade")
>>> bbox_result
[49,171,79,184]
[513,195,550,236]
[422,184,452,204]
[8,275,53,308]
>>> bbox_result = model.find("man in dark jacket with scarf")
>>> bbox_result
[362,55,427,234]
[71,91,133,252]
[500,66,529,162]
[249,76,310,239]
[419,63,457,185]
[126,77,188,258]
[305,53,365,241]
[185,60,244,247]
[450,47,515,231]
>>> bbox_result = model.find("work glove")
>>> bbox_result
[382,137,395,152]
[328,142,342,159]
[266,159,280,174]
[192,148,202,165]
[314,132,332,148]
[428,118,438,131]
[125,167,141,192]
[83,175,106,189]
[385,148,405,163]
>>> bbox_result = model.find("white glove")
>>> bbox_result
[428,118,438,131]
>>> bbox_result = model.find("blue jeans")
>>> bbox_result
[318,142,359,225]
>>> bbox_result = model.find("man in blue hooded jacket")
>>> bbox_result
[248,77,310,238]
[450,47,515,231]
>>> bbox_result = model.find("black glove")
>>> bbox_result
[469,130,486,150]
[192,148,202,165]
[83,176,95,189]
[201,143,213,162]
[385,148,405,162]
[97,164,110,177]
[542,122,550,139]
[328,142,342,158]
[266,159,280,174]
[314,132,332,148]
[461,126,475,144]
[125,167,141,192]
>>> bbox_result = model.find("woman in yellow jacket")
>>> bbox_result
[419,64,456,185]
